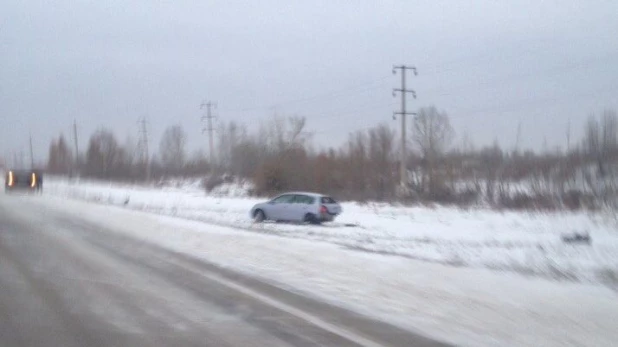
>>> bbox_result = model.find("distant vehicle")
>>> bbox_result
[4,169,43,193]
[250,192,342,224]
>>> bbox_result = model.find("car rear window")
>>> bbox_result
[8,172,31,181]
[320,196,337,204]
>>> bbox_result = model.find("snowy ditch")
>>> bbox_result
[46,178,618,289]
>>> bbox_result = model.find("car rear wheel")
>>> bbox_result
[304,213,320,225]
[254,209,266,223]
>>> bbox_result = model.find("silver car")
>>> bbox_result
[250,192,342,224]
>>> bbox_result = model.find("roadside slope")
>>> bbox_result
[14,194,618,347]
[45,178,618,288]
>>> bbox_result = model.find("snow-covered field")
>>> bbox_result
[45,177,618,290]
[24,189,618,347]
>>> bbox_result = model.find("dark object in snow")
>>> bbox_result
[561,232,591,245]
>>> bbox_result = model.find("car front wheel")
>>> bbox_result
[254,209,266,223]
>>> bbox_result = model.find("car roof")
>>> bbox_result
[277,191,326,198]
[7,169,34,174]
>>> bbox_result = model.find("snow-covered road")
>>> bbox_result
[0,195,447,347]
[23,179,618,346]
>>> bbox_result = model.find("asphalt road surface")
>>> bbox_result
[0,194,452,347]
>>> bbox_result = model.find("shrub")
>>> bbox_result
[202,175,225,192]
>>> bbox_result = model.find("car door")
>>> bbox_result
[267,194,294,220]
[288,194,314,221]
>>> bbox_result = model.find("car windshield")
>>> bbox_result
[7,171,31,181]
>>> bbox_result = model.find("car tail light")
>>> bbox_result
[8,171,14,186]
[320,205,328,214]
[31,173,36,187]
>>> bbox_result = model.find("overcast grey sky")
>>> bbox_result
[2,0,617,164]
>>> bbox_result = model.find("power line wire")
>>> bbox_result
[219,75,393,113]
[449,83,618,117]
[419,39,608,76]
[421,52,618,98]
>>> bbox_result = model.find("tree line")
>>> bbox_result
[47,107,618,208]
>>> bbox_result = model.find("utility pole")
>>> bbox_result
[73,120,79,159]
[392,65,417,193]
[515,121,522,153]
[200,101,217,165]
[29,133,34,169]
[543,135,548,154]
[73,120,79,174]
[18,150,25,169]
[137,117,150,181]
[566,119,571,152]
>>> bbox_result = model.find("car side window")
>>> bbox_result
[272,194,293,203]
[300,195,316,204]
[293,195,314,204]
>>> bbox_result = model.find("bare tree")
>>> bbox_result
[231,139,262,178]
[253,115,312,194]
[217,121,247,172]
[47,134,73,174]
[598,110,618,204]
[185,150,211,176]
[584,115,601,157]
[479,141,504,204]
[258,115,311,154]
[368,124,396,200]
[460,130,475,154]
[347,130,369,199]
[412,106,454,195]
[583,111,617,154]
[85,129,123,178]
[122,136,138,169]
[159,125,187,173]
[583,109,618,177]
[601,109,618,157]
